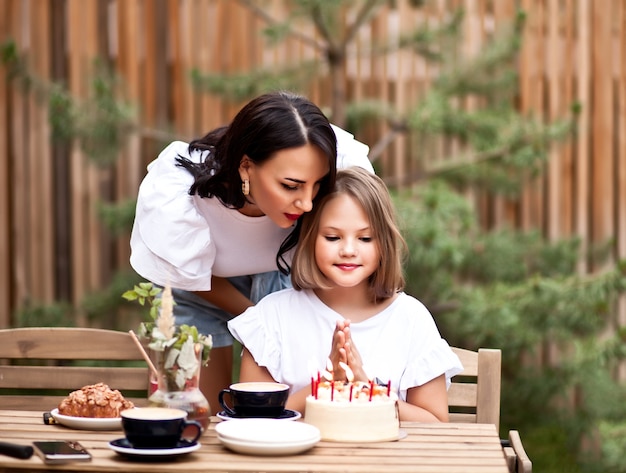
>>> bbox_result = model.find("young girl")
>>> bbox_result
[228,166,463,422]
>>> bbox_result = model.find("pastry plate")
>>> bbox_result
[217,435,317,456]
[215,418,320,444]
[108,438,200,460]
[50,408,122,431]
[216,409,301,422]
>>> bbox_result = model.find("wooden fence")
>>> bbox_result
[1,0,625,336]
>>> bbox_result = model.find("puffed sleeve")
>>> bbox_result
[130,141,217,291]
[331,124,375,173]
[400,336,464,395]
[228,301,283,378]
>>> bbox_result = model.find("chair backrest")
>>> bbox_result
[448,347,501,433]
[0,327,150,410]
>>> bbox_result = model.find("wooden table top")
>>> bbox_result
[0,410,508,473]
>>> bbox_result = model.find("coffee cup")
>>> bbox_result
[121,407,202,449]
[218,382,289,418]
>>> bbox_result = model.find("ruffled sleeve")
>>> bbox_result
[130,141,217,290]
[399,337,464,397]
[331,125,375,173]
[228,301,283,379]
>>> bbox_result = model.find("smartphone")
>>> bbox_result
[33,441,91,464]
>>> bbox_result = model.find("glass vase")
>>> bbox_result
[148,344,211,434]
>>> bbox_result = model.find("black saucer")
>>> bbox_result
[108,438,200,461]
[216,409,301,421]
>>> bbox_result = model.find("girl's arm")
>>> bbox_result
[397,374,449,422]
[195,276,253,316]
[238,348,310,414]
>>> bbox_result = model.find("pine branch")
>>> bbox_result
[236,0,325,52]
[342,0,385,47]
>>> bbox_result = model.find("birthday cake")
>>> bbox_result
[304,380,399,442]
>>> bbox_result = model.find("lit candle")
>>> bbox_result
[339,361,354,383]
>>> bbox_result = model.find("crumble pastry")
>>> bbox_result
[57,382,134,418]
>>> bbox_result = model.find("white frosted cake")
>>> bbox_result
[304,381,399,442]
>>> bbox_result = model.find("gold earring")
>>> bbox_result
[242,179,250,196]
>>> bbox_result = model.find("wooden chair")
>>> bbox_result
[449,347,502,432]
[449,347,532,473]
[502,430,533,473]
[0,327,150,410]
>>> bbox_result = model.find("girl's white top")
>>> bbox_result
[130,126,374,291]
[228,289,464,401]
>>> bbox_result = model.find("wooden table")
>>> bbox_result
[0,410,508,472]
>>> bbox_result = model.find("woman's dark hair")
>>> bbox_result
[175,91,338,274]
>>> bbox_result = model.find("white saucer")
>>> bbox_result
[108,438,200,459]
[216,409,301,422]
[217,435,317,456]
[50,408,121,431]
[215,418,320,444]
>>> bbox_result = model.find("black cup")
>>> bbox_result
[121,407,202,449]
[218,382,289,418]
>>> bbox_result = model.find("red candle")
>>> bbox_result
[331,381,335,401]
[311,377,314,396]
[369,380,374,401]
[349,384,354,402]
[387,380,391,396]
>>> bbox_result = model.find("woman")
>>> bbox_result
[130,91,373,412]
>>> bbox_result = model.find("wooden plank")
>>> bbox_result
[575,0,591,274]
[591,0,614,269]
[0,366,149,390]
[0,0,11,326]
[617,0,626,382]
[8,0,29,316]
[0,327,147,359]
[546,0,561,241]
[30,0,54,303]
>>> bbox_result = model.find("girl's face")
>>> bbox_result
[314,194,380,289]
[239,144,330,228]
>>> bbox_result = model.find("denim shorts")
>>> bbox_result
[170,271,291,348]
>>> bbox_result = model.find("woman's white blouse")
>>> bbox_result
[130,128,373,291]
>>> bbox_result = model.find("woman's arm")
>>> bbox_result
[195,276,253,316]
[397,374,449,422]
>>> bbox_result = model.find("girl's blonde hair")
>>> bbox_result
[291,166,407,301]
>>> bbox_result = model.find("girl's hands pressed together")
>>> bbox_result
[329,320,368,382]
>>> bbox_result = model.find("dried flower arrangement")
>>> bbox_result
[122,282,212,390]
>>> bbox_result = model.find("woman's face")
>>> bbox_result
[313,194,380,289]
[238,143,330,228]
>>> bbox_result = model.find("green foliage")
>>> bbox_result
[97,198,138,236]
[190,61,319,101]
[14,300,75,327]
[1,42,135,167]
[122,281,163,321]
[598,421,626,472]
[395,180,626,472]
[82,270,144,327]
